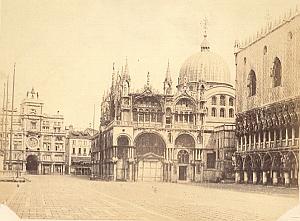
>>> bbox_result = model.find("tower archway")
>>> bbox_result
[26,155,38,174]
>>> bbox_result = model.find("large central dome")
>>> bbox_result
[178,37,232,86]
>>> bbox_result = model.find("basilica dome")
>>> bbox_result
[178,37,232,86]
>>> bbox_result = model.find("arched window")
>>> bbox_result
[248,70,256,96]
[229,108,234,118]
[220,95,226,106]
[133,108,138,121]
[273,57,282,87]
[166,108,172,124]
[145,109,150,122]
[220,108,225,118]
[138,109,144,122]
[177,150,189,164]
[263,46,267,55]
[211,96,217,105]
[229,97,234,106]
[211,108,216,117]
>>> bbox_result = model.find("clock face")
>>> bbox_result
[27,137,38,148]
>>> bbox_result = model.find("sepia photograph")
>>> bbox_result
[0,0,299,220]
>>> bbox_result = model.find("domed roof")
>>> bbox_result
[178,39,232,85]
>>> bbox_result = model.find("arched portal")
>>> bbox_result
[243,155,252,183]
[177,150,189,181]
[284,152,299,186]
[26,155,38,174]
[134,133,166,182]
[116,136,130,180]
[262,153,272,185]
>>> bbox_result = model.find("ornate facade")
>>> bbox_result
[92,34,236,182]
[234,8,300,186]
[0,88,66,174]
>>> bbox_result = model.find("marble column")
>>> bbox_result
[243,171,248,183]
[291,127,295,146]
[262,171,268,185]
[285,129,288,147]
[113,163,117,181]
[272,171,278,185]
[284,172,290,186]
[235,171,241,183]
[252,171,257,184]
[170,164,174,182]
[263,132,266,149]
[128,163,133,181]
[51,163,54,174]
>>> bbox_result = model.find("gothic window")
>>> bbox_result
[31,121,37,130]
[248,70,256,96]
[229,97,234,106]
[177,150,189,164]
[207,152,216,169]
[166,108,172,124]
[138,109,144,122]
[151,110,157,122]
[189,113,194,123]
[175,134,195,148]
[273,57,282,87]
[132,108,138,121]
[282,129,286,140]
[263,46,267,55]
[211,108,216,117]
[211,96,217,105]
[229,108,234,118]
[220,95,225,106]
[220,108,225,118]
[145,109,150,122]
[288,31,293,40]
[157,110,162,122]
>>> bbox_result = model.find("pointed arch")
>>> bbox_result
[273,57,282,87]
[248,70,256,96]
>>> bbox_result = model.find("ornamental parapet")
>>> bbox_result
[236,98,300,136]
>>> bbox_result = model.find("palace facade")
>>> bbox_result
[234,8,300,186]
[92,34,236,182]
[0,88,66,174]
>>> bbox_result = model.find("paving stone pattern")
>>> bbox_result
[4,176,299,221]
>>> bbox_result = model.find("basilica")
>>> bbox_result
[91,33,236,182]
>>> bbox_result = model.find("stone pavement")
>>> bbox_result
[3,175,299,221]
[0,182,18,204]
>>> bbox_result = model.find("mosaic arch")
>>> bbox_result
[175,133,195,148]
[134,132,166,157]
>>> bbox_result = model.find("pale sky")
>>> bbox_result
[0,0,299,129]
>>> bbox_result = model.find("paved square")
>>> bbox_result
[3,176,299,220]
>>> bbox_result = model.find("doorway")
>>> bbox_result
[26,155,38,174]
[179,166,187,180]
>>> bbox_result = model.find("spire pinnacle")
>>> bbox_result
[111,62,115,88]
[165,59,172,82]
[203,17,208,38]
[147,72,150,87]
[200,17,210,52]
[123,57,129,77]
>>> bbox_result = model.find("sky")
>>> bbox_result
[0,0,299,129]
